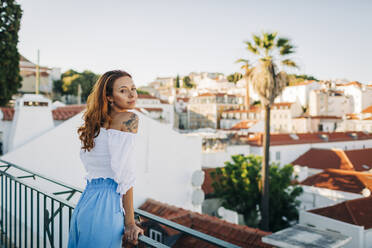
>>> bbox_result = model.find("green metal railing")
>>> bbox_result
[0,159,240,248]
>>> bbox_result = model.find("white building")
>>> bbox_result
[298,168,372,210]
[220,102,303,133]
[276,80,321,107]
[340,105,372,133]
[19,55,61,94]
[300,197,372,248]
[135,94,174,127]
[336,81,372,113]
[247,132,372,166]
[309,89,353,117]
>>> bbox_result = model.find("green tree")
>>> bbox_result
[182,76,193,88]
[237,31,298,230]
[174,74,180,88]
[57,70,99,103]
[137,89,150,95]
[0,0,22,106]
[227,72,243,83]
[287,74,318,86]
[210,154,303,232]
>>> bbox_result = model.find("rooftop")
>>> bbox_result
[292,148,372,172]
[139,198,272,248]
[309,196,372,229]
[300,169,372,194]
[242,132,372,147]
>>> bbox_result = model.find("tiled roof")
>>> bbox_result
[202,168,222,196]
[245,132,372,147]
[198,93,237,98]
[52,105,86,120]
[139,198,272,248]
[1,105,86,121]
[0,107,15,121]
[271,102,293,108]
[292,148,372,172]
[294,115,341,120]
[223,106,261,114]
[336,81,362,88]
[362,105,372,114]
[230,120,259,130]
[176,97,190,102]
[134,107,162,112]
[137,94,158,99]
[159,99,169,104]
[300,169,372,194]
[291,80,316,86]
[309,196,372,229]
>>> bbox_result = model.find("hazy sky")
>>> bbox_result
[17,0,372,86]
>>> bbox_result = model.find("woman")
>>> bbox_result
[68,70,144,247]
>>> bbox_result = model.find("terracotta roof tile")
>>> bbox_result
[294,115,342,120]
[0,107,15,121]
[1,105,86,121]
[139,198,272,248]
[134,107,163,112]
[301,169,372,194]
[309,196,372,229]
[246,132,372,147]
[138,94,158,99]
[292,148,372,172]
[201,168,223,196]
[230,120,259,130]
[52,104,86,120]
[362,105,372,114]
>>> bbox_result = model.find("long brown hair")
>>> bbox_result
[78,70,132,152]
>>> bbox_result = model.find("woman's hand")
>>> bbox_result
[123,222,144,246]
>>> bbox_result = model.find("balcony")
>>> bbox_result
[0,159,241,248]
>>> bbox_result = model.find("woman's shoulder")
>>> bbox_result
[110,111,139,134]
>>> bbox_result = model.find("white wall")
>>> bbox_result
[300,211,367,248]
[299,185,363,211]
[250,139,372,166]
[201,145,250,168]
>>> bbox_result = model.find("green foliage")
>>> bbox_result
[182,76,193,88]
[137,89,150,95]
[287,74,318,86]
[0,0,23,106]
[173,74,180,88]
[53,70,99,103]
[210,154,303,232]
[227,73,243,83]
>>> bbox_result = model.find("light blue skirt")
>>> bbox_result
[67,177,125,248]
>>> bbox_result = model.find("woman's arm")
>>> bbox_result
[122,187,135,226]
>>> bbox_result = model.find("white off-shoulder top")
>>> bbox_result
[79,127,137,198]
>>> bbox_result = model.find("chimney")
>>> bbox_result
[8,94,54,152]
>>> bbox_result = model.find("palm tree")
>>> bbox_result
[237,31,297,231]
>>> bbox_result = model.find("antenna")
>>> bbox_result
[35,49,40,95]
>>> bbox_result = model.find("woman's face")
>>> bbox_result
[108,76,137,111]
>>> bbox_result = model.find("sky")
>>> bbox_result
[17,0,372,86]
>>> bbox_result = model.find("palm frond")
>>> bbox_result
[253,35,263,48]
[245,41,259,55]
[281,59,298,68]
[276,38,289,48]
[279,44,295,55]
[235,58,250,64]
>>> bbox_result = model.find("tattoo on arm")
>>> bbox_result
[122,114,138,133]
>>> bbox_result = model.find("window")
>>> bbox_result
[149,229,163,243]
[276,151,281,161]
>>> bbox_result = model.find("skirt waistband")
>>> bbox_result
[85,177,118,191]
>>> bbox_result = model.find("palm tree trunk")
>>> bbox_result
[245,77,250,109]
[261,104,270,231]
